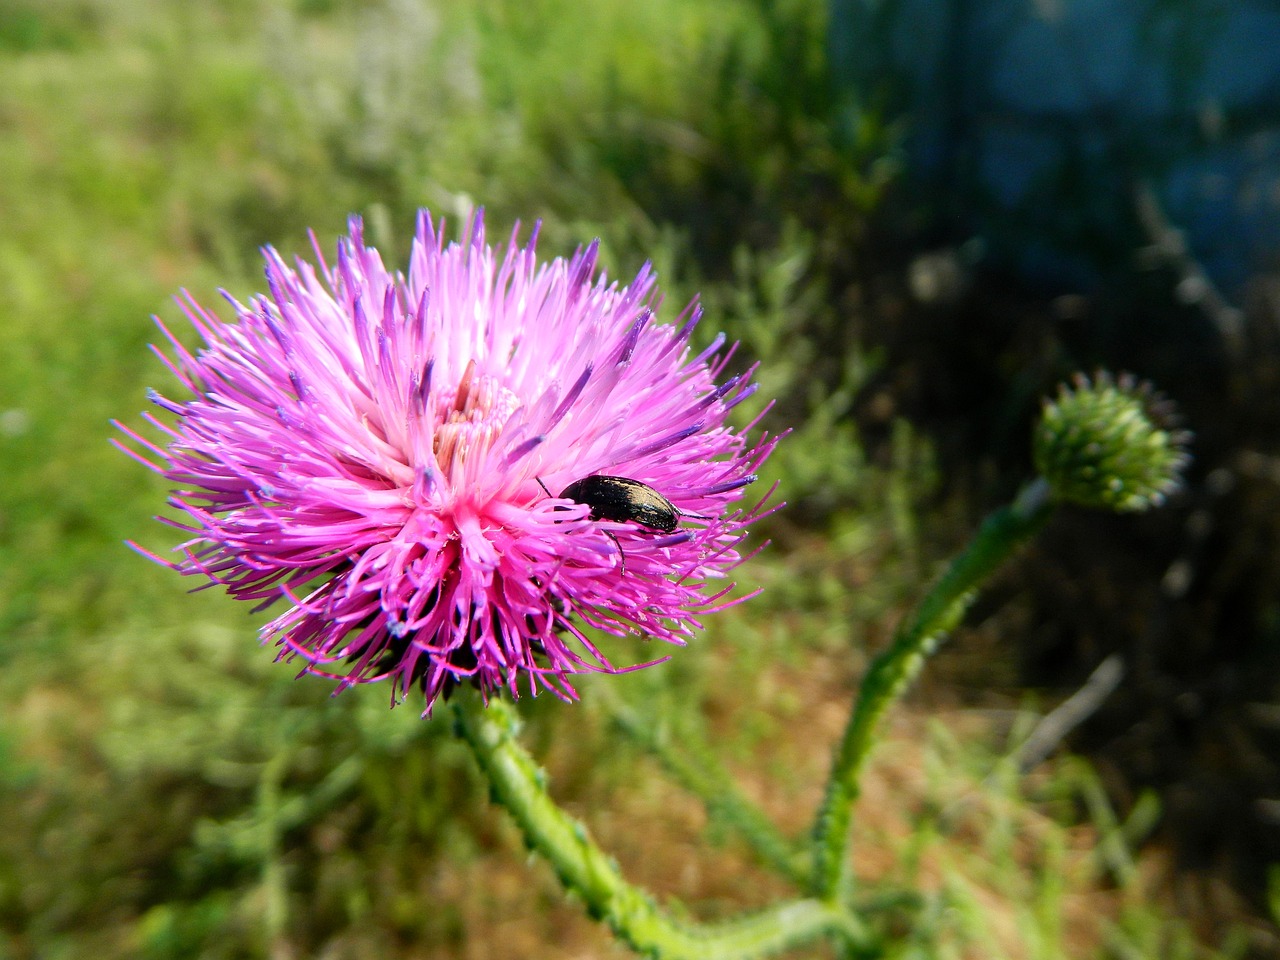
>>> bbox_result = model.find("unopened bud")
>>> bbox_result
[1033,372,1190,512]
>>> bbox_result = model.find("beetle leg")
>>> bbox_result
[603,529,626,576]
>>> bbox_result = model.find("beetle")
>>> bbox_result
[537,475,685,573]
[557,475,680,533]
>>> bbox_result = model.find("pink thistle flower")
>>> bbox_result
[116,210,778,712]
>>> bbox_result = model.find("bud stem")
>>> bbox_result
[809,478,1054,902]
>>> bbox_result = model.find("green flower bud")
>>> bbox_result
[1033,372,1191,512]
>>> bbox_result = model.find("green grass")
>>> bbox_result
[0,1,1255,957]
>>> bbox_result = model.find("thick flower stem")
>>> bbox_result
[809,478,1054,902]
[453,694,866,959]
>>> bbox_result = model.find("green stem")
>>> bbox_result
[259,751,289,954]
[453,694,866,959]
[809,478,1054,902]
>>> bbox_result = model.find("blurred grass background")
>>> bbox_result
[1,0,1278,957]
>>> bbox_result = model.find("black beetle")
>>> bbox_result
[557,475,679,533]
[537,475,701,574]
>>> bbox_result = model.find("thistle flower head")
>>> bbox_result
[117,211,778,712]
[1033,371,1190,512]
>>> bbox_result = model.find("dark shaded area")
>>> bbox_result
[840,212,1280,938]
[809,0,1280,938]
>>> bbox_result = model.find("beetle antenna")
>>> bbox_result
[678,508,712,522]
[535,477,553,499]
